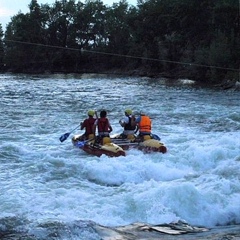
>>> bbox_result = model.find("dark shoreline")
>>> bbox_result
[1,70,239,90]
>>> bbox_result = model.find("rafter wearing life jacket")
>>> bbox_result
[81,117,96,137]
[75,110,96,141]
[97,117,110,135]
[94,110,113,138]
[119,109,137,138]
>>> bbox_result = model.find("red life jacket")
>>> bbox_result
[82,117,96,135]
[97,117,110,132]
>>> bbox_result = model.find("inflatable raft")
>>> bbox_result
[111,133,167,154]
[72,135,126,157]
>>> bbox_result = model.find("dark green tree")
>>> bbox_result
[130,0,172,72]
[72,0,109,71]
[44,0,78,71]
[2,0,239,82]
[0,24,4,71]
[103,0,133,67]
[4,0,48,72]
[4,13,32,71]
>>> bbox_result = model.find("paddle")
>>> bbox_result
[151,133,161,141]
[59,125,80,142]
[117,142,139,146]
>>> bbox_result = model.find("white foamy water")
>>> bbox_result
[0,73,239,236]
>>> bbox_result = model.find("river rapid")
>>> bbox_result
[0,73,239,239]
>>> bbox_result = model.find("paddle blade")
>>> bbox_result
[59,132,70,142]
[151,134,161,141]
[75,138,95,148]
[76,141,85,148]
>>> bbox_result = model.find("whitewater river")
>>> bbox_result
[0,73,239,239]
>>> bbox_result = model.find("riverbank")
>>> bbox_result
[96,222,240,240]
[1,219,240,240]
[105,68,240,90]
[1,68,239,90]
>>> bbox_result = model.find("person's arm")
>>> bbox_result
[108,119,113,133]
[134,116,140,134]
[119,119,125,127]
[119,116,128,127]
[80,119,86,130]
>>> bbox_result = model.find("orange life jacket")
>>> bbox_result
[139,115,151,133]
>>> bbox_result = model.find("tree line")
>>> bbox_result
[0,0,239,83]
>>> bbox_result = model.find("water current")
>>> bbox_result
[0,73,239,239]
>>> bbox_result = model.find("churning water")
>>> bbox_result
[0,73,239,239]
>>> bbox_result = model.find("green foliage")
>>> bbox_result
[2,0,239,82]
[0,24,4,70]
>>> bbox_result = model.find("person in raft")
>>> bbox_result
[78,110,96,141]
[93,110,113,144]
[134,112,152,141]
[119,109,137,140]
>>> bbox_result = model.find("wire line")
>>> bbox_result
[4,39,240,72]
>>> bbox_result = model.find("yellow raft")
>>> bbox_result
[72,135,126,157]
